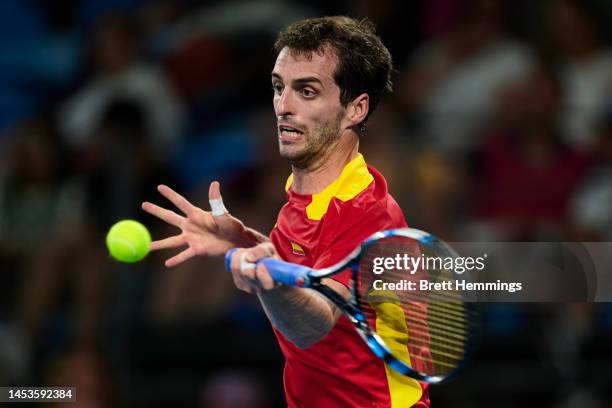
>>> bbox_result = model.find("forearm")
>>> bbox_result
[258,286,338,349]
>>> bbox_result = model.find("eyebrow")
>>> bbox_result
[271,73,323,87]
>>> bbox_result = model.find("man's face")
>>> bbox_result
[271,47,346,169]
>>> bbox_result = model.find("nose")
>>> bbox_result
[274,88,295,117]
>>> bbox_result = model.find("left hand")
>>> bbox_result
[142,182,249,267]
[228,242,280,294]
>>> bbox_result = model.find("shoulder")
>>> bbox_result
[319,165,407,246]
[274,156,407,262]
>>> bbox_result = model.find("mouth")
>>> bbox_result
[278,124,304,142]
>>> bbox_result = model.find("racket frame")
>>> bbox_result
[296,228,458,384]
[227,228,472,384]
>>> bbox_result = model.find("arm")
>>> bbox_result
[142,181,268,267]
[229,243,349,349]
[258,279,349,349]
[144,183,347,348]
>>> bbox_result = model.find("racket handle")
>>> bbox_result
[260,258,311,287]
[224,249,310,287]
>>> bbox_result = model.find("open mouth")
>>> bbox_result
[278,124,304,140]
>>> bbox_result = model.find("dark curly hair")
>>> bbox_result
[274,16,394,127]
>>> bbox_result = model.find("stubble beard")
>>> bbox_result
[279,112,343,171]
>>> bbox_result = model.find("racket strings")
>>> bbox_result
[356,309,467,375]
[410,354,463,373]
[362,305,467,375]
[360,301,469,335]
[404,313,467,338]
[356,236,471,377]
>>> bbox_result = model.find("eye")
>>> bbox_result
[272,83,284,94]
[301,87,316,98]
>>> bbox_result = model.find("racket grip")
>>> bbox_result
[260,258,311,287]
[224,249,310,287]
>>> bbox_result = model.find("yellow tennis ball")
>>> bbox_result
[106,220,151,263]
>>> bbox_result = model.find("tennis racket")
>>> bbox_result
[225,228,477,384]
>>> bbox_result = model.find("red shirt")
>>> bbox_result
[269,154,430,408]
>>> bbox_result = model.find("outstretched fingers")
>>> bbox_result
[150,235,184,251]
[157,184,195,217]
[165,247,195,268]
[142,201,184,227]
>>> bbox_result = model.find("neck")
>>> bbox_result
[291,133,359,195]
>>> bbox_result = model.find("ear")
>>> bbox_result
[346,93,369,129]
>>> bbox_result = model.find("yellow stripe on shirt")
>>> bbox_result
[284,153,374,221]
[369,290,423,407]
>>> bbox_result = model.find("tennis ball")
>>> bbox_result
[106,220,151,263]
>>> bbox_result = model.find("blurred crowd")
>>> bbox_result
[1,0,612,407]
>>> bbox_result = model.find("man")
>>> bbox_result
[143,16,430,407]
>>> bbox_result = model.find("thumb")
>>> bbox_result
[209,181,221,200]
[208,181,229,216]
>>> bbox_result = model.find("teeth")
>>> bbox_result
[280,127,299,133]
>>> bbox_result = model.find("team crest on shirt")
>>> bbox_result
[290,241,306,256]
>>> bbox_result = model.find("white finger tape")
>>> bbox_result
[209,198,228,216]
[240,252,256,272]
